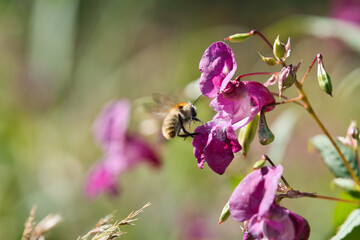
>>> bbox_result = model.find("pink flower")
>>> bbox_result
[92,100,131,150]
[85,162,118,197]
[229,166,310,240]
[192,116,241,175]
[193,42,275,175]
[210,81,275,130]
[331,0,360,25]
[85,100,160,198]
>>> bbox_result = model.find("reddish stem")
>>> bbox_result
[251,30,273,50]
[235,72,275,82]
[262,155,291,188]
[299,54,318,86]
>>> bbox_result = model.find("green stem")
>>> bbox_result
[293,80,360,186]
[302,192,360,205]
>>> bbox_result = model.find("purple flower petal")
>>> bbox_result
[199,42,237,98]
[192,122,213,169]
[243,232,256,240]
[192,119,241,175]
[229,165,283,222]
[289,210,310,240]
[210,81,275,130]
[249,204,296,240]
[93,99,131,150]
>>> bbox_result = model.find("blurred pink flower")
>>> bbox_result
[85,99,160,198]
[331,0,360,25]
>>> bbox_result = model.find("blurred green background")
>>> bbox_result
[1,0,360,239]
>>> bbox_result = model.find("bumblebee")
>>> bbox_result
[152,93,202,139]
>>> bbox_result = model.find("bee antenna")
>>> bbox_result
[192,94,203,105]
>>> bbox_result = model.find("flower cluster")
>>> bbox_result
[85,99,161,198]
[192,41,275,174]
[229,166,310,240]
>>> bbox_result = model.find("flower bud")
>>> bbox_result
[258,111,275,145]
[259,53,277,66]
[338,121,359,148]
[273,36,286,60]
[225,32,253,43]
[252,159,266,170]
[238,114,260,158]
[317,54,333,96]
[218,201,230,225]
[278,65,296,96]
[350,123,360,141]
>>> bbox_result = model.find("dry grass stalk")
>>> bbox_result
[79,202,151,240]
[21,206,63,240]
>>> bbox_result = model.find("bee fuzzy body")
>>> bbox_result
[162,102,198,140]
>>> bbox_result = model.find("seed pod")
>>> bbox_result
[218,201,230,225]
[225,32,253,43]
[258,111,275,145]
[259,53,277,66]
[273,36,286,60]
[317,54,333,96]
[238,114,260,158]
[253,159,266,170]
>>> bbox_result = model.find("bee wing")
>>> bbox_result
[152,93,175,107]
[144,93,175,119]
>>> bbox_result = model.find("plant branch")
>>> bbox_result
[263,155,291,189]
[293,80,360,186]
[302,192,360,205]
[235,72,275,82]
[299,55,318,86]
[250,30,273,50]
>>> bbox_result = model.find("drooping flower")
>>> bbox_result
[228,166,310,240]
[85,99,161,198]
[229,166,283,221]
[192,115,241,175]
[193,41,276,175]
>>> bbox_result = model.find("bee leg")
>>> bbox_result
[192,117,203,124]
[178,114,197,140]
[178,133,199,140]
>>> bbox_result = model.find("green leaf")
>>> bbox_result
[334,192,359,229]
[331,209,360,240]
[310,135,359,179]
[333,178,360,198]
